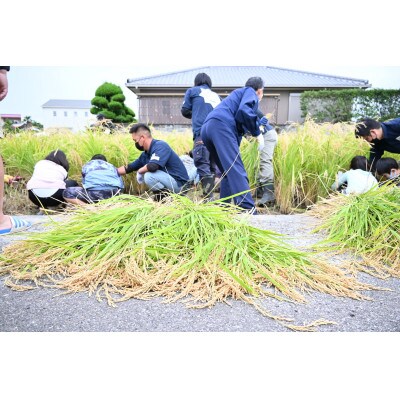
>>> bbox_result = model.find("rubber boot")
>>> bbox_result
[201,175,215,201]
[255,184,264,199]
[256,183,275,207]
[178,181,193,196]
[152,189,170,202]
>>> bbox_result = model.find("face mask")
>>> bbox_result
[135,142,145,151]
[389,171,398,179]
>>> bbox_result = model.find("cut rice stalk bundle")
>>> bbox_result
[310,185,400,277]
[0,195,379,330]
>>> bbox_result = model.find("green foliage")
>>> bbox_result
[95,82,123,97]
[91,81,136,124]
[111,93,126,102]
[301,89,400,122]
[125,107,135,116]
[99,110,116,120]
[91,96,109,108]
[109,101,123,112]
[90,106,101,115]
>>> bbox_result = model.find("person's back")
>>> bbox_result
[339,169,378,194]
[204,87,259,136]
[182,84,221,136]
[27,159,68,190]
[331,155,378,194]
[82,158,124,190]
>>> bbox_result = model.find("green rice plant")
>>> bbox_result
[274,119,370,213]
[240,138,259,189]
[3,121,395,214]
[311,185,400,277]
[0,129,193,190]
[0,195,378,330]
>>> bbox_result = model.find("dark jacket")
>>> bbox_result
[370,118,400,166]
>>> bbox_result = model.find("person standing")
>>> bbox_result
[355,117,400,169]
[200,76,265,213]
[0,66,31,234]
[256,109,278,206]
[181,72,221,200]
[117,123,190,200]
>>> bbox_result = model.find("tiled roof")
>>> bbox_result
[42,99,92,109]
[126,66,370,89]
[0,114,21,118]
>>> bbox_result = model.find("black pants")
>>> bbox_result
[28,179,79,208]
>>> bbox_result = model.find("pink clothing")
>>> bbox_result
[26,160,68,190]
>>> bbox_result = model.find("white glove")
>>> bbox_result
[136,172,145,184]
[257,134,265,151]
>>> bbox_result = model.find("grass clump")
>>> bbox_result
[311,185,400,278]
[0,195,378,330]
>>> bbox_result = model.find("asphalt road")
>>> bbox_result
[1,214,399,332]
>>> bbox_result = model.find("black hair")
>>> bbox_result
[45,149,69,172]
[91,154,107,162]
[355,118,381,138]
[129,123,151,135]
[97,114,105,120]
[245,76,264,91]
[194,73,212,88]
[376,157,399,175]
[350,155,370,171]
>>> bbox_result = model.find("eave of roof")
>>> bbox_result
[126,65,371,93]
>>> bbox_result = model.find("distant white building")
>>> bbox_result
[42,99,92,132]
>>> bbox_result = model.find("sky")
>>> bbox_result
[1,65,400,123]
[2,1,400,398]
[2,1,400,125]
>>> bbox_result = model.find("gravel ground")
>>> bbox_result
[1,213,399,332]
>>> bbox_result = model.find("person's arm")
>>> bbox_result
[181,89,193,119]
[331,171,348,191]
[118,156,145,175]
[369,144,384,171]
[0,67,10,102]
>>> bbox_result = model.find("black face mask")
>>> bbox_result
[135,142,145,151]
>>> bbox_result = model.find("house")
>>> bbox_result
[41,99,92,132]
[0,114,22,124]
[126,66,370,129]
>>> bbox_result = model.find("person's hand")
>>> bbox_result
[4,174,14,184]
[259,116,269,126]
[136,172,145,184]
[257,134,265,151]
[0,70,9,101]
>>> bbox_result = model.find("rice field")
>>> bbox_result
[1,121,399,331]
[0,120,373,212]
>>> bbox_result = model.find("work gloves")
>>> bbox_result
[257,134,265,151]
[136,172,145,184]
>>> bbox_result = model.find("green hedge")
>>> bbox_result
[301,88,400,122]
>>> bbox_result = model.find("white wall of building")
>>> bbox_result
[42,107,93,132]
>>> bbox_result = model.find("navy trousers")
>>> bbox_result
[201,118,255,211]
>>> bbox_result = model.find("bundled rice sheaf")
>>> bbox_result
[0,195,379,330]
[311,185,400,278]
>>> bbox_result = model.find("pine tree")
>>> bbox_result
[91,82,136,123]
